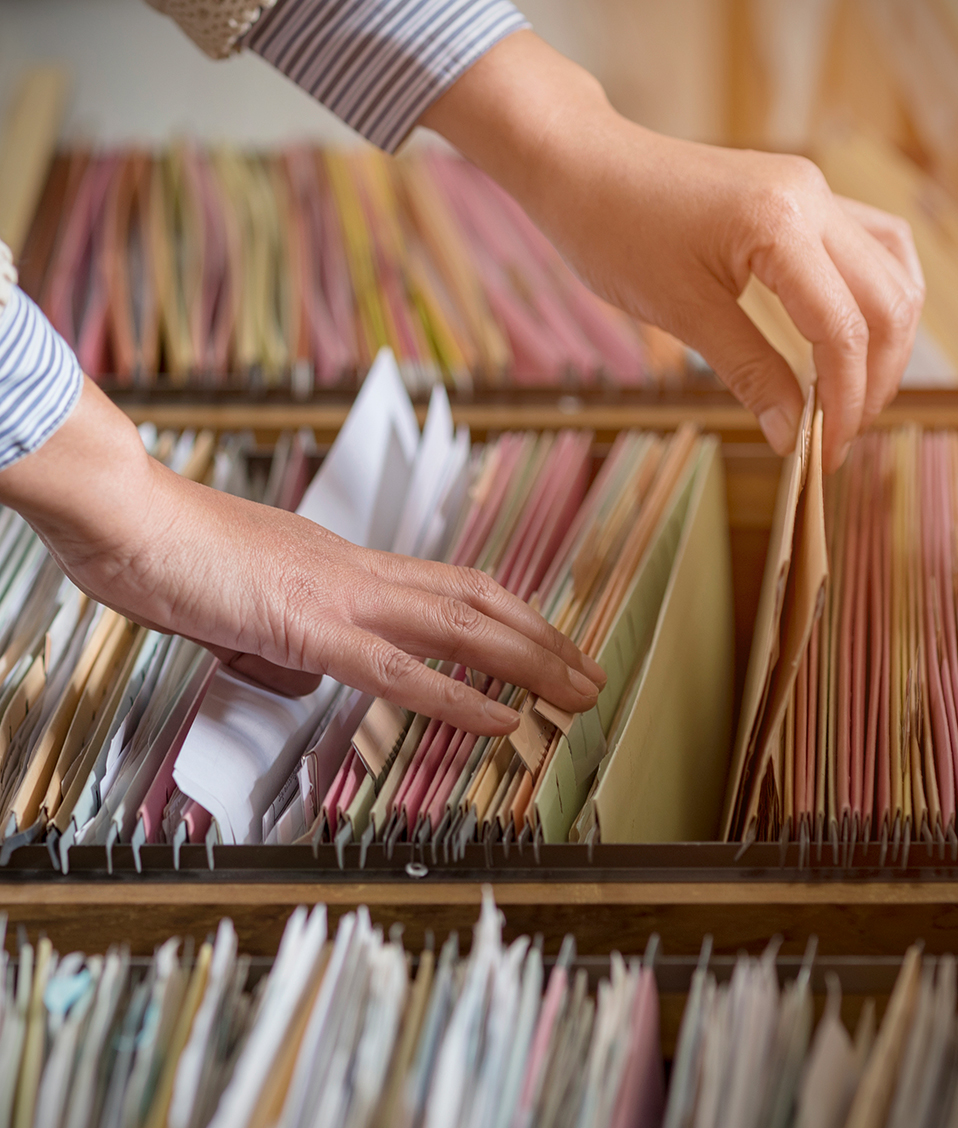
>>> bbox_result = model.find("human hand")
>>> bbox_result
[545,141,925,473]
[0,378,605,734]
[423,32,925,472]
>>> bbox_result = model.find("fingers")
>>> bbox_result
[682,283,805,456]
[750,227,873,472]
[363,552,607,688]
[345,578,601,714]
[823,213,923,429]
[324,626,522,735]
[835,196,926,295]
[756,201,922,469]
[747,184,923,470]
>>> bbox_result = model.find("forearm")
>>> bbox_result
[419,33,719,329]
[420,32,628,275]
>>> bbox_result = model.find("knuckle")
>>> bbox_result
[883,290,918,340]
[759,185,803,231]
[906,273,926,306]
[297,619,345,680]
[439,676,472,710]
[889,214,913,245]
[783,154,829,196]
[441,597,484,638]
[369,645,414,698]
[757,159,827,235]
[833,307,869,356]
[456,565,499,606]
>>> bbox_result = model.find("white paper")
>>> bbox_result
[169,919,238,1128]
[297,347,420,549]
[173,669,338,845]
[392,384,455,556]
[211,905,328,1128]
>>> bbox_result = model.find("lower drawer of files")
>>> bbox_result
[0,891,942,1128]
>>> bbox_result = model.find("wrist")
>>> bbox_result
[526,110,661,286]
[422,31,617,217]
[0,377,157,570]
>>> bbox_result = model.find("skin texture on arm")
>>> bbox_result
[0,375,605,733]
[421,30,926,473]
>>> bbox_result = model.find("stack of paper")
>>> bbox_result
[725,399,958,864]
[663,936,820,1128]
[0,891,666,1128]
[171,348,432,849]
[2,891,958,1128]
[664,936,958,1128]
[0,421,230,872]
[18,145,694,394]
[323,417,734,858]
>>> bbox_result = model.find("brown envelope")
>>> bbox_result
[723,392,827,841]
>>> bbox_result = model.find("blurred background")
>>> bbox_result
[2,0,956,164]
[1,0,957,394]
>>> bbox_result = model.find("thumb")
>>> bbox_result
[683,291,805,456]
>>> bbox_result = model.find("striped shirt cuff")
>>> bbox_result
[0,243,15,310]
[0,286,84,473]
[244,0,530,152]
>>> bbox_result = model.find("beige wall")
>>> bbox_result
[2,0,955,170]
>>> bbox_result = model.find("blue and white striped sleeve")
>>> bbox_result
[0,246,84,474]
[243,0,530,153]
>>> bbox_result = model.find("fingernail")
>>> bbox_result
[758,405,798,455]
[568,667,600,698]
[582,655,608,687]
[484,699,520,728]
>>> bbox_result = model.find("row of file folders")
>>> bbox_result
[727,392,958,863]
[2,350,958,866]
[16,145,694,396]
[0,349,734,868]
[0,348,739,867]
[0,891,949,1128]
